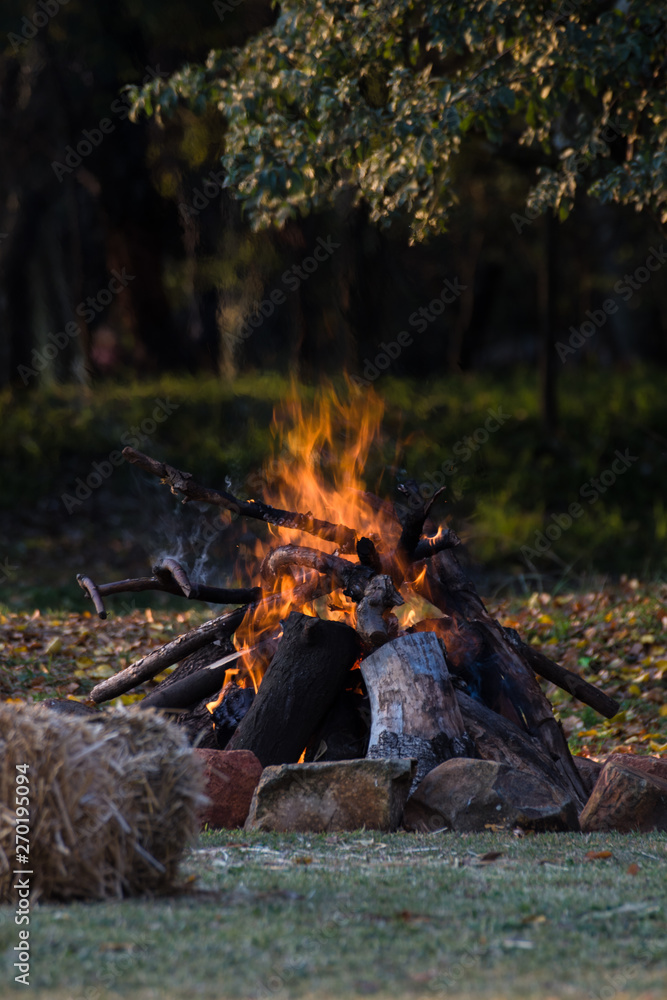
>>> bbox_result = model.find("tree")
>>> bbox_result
[129,0,667,245]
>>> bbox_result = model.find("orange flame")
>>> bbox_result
[208,380,405,714]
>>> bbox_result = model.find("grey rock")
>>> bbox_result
[403,757,579,833]
[245,757,416,832]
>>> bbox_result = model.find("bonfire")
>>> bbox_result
[76,384,621,822]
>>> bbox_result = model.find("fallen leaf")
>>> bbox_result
[479,851,503,862]
[585,850,613,861]
[627,863,640,875]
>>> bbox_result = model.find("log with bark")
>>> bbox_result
[361,633,475,787]
[89,605,248,703]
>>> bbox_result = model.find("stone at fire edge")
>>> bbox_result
[244,758,416,832]
[402,758,580,833]
[195,749,263,829]
[579,756,667,833]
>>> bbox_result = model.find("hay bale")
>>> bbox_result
[0,703,207,902]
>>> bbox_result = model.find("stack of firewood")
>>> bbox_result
[73,447,625,820]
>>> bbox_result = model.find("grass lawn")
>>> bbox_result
[1,590,666,999]
[1,829,665,999]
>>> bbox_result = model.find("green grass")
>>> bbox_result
[1,829,665,998]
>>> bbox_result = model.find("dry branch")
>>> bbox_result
[123,446,360,552]
[153,558,192,598]
[89,606,248,704]
[504,628,620,719]
[79,572,261,613]
[76,575,107,619]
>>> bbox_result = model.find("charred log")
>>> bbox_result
[304,688,370,762]
[225,612,361,766]
[212,682,256,748]
[412,549,588,807]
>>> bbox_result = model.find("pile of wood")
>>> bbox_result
[77,446,624,819]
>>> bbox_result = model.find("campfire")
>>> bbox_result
[76,385,621,828]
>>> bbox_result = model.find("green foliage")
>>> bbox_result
[129,0,667,242]
[1,367,666,588]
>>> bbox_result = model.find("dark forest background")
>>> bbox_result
[1,0,666,608]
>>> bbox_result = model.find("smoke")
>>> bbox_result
[129,468,238,590]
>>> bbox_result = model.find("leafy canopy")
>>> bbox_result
[129,1,667,242]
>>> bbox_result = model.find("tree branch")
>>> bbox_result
[123,446,360,552]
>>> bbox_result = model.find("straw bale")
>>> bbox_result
[0,703,207,901]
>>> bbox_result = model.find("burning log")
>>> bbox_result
[355,574,403,648]
[225,612,361,766]
[393,481,446,584]
[211,681,256,749]
[261,544,373,597]
[139,650,254,712]
[361,633,475,786]
[261,547,404,649]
